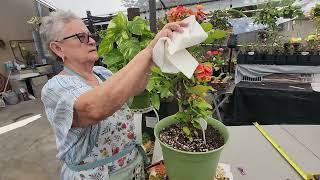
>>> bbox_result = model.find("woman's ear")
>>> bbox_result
[49,41,64,59]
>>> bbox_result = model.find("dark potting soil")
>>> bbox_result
[159,123,224,152]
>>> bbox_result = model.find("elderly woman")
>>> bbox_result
[40,10,186,180]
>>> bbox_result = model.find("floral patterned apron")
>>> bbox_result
[62,67,146,180]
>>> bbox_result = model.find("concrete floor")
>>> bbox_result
[0,99,61,180]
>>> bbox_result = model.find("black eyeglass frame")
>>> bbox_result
[58,32,97,44]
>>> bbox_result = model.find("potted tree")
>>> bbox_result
[149,5,229,180]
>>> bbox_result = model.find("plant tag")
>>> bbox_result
[145,116,158,128]
[199,118,207,144]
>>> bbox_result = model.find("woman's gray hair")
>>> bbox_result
[40,10,80,60]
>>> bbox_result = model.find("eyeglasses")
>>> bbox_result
[59,32,97,44]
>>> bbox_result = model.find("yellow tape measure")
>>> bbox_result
[253,122,319,180]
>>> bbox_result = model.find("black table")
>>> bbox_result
[225,81,320,125]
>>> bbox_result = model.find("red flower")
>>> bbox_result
[195,64,212,82]
[121,123,127,129]
[166,5,205,23]
[206,50,212,56]
[211,51,220,55]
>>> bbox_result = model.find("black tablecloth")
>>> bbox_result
[225,82,320,125]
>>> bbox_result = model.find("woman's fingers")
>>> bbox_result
[165,21,188,33]
[165,29,173,39]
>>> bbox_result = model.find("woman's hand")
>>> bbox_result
[147,21,188,51]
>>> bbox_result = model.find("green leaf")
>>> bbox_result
[128,16,147,35]
[191,119,202,129]
[194,98,212,110]
[98,37,114,56]
[182,126,191,136]
[159,87,172,98]
[174,112,191,122]
[102,49,124,67]
[188,85,213,96]
[204,29,227,44]
[118,38,141,60]
[143,31,155,38]
[108,12,128,31]
[151,93,160,110]
[159,81,172,98]
[200,22,213,32]
[140,38,152,49]
[116,31,130,46]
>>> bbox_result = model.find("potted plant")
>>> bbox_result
[312,3,320,17]
[306,33,320,65]
[237,45,247,64]
[253,1,281,31]
[273,43,286,65]
[306,4,320,33]
[98,12,155,110]
[284,37,301,65]
[244,43,256,64]
[281,4,303,19]
[149,5,229,180]
[298,44,311,65]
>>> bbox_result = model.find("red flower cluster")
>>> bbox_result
[195,64,212,82]
[166,5,206,23]
[206,48,224,56]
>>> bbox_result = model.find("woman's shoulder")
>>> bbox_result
[41,75,84,97]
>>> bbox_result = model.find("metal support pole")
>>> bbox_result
[228,48,233,73]
[86,11,96,34]
[149,0,157,33]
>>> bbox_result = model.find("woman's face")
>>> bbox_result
[50,19,98,63]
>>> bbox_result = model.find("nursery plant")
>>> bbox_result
[98,12,155,109]
[150,5,229,180]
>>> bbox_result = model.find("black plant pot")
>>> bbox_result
[277,55,286,65]
[255,53,264,61]
[286,55,298,65]
[246,54,255,64]
[310,55,320,66]
[237,53,246,64]
[253,53,265,65]
[264,54,277,65]
[298,54,311,65]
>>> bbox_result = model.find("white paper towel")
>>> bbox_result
[152,15,208,79]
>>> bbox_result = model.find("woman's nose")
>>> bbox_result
[88,36,96,46]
